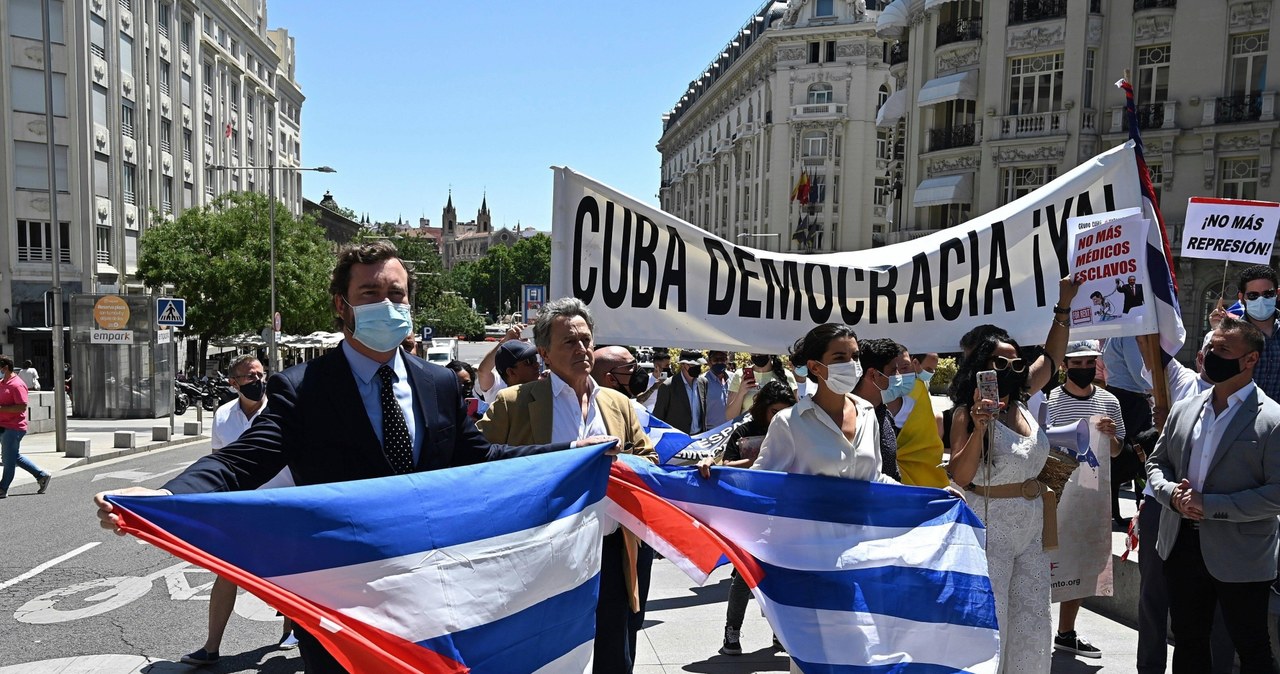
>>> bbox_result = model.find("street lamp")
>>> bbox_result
[213,164,337,371]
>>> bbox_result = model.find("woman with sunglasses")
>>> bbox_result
[949,334,1052,674]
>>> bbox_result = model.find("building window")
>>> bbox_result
[203,116,212,139]
[11,68,67,115]
[1220,157,1259,200]
[1083,48,1097,109]
[1136,45,1170,105]
[1007,52,1064,115]
[16,220,72,263]
[10,0,65,42]
[162,176,174,214]
[181,73,192,107]
[94,153,111,197]
[183,182,193,209]
[89,14,107,58]
[808,83,833,104]
[157,2,170,37]
[1002,165,1057,202]
[123,163,136,204]
[91,85,108,127]
[876,128,890,159]
[119,0,130,10]
[183,129,192,161]
[202,62,213,94]
[14,141,69,191]
[808,42,820,64]
[928,203,972,229]
[119,33,134,74]
[159,59,171,97]
[204,166,215,195]
[1146,162,1163,206]
[230,81,239,113]
[1229,32,1268,97]
[181,19,191,52]
[815,0,835,16]
[928,100,977,151]
[803,131,828,157]
[96,226,112,265]
[121,100,134,138]
[825,40,837,62]
[160,119,172,153]
[809,172,827,203]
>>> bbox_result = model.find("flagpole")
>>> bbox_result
[1121,71,1175,431]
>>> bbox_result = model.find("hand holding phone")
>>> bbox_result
[976,370,1000,415]
[743,367,757,389]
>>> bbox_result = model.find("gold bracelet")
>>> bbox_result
[1052,318,1069,328]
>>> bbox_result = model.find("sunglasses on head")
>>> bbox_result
[1244,290,1277,301]
[990,355,1026,373]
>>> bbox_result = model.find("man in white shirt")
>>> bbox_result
[474,324,542,403]
[17,360,39,391]
[184,355,296,666]
[1147,316,1280,673]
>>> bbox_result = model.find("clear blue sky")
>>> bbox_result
[269,1,754,230]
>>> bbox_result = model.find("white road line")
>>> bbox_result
[0,542,101,591]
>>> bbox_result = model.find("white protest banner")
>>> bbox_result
[1065,208,1154,339]
[551,142,1158,354]
[1050,416,1113,603]
[1181,197,1280,265]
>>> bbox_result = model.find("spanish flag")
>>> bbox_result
[789,170,810,204]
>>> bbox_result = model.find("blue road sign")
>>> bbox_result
[157,298,186,327]
[421,325,435,341]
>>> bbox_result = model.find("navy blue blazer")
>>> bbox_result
[165,345,567,493]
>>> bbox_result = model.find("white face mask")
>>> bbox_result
[821,360,862,396]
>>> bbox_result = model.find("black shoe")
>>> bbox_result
[1054,631,1101,658]
[719,626,742,656]
[180,648,220,665]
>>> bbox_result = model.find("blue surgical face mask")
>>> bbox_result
[917,369,934,384]
[345,298,413,353]
[1246,296,1277,321]
[880,371,916,404]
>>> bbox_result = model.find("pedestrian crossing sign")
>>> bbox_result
[157,298,186,327]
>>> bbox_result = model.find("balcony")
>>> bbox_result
[889,42,909,66]
[1008,0,1067,25]
[1133,102,1166,129]
[1134,0,1175,9]
[936,17,982,48]
[995,110,1066,139]
[791,103,846,119]
[927,123,977,152]
[1108,100,1177,132]
[1214,94,1264,124]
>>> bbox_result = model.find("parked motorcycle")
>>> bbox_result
[174,379,203,415]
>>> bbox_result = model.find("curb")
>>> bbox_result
[62,435,211,470]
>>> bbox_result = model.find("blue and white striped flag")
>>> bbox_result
[638,407,745,465]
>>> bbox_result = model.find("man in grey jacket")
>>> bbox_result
[1147,316,1280,674]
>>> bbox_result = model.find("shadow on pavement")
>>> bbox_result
[645,577,732,612]
[140,644,301,674]
[1050,651,1105,673]
[679,647,791,672]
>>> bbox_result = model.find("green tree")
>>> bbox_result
[462,233,552,320]
[420,292,486,340]
[137,191,334,366]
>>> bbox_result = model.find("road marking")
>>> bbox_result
[91,464,188,483]
[0,542,100,591]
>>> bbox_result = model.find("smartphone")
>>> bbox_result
[520,325,534,340]
[743,366,757,388]
[977,370,1000,413]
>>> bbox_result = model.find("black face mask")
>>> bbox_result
[614,369,649,398]
[751,355,770,367]
[997,368,1026,401]
[239,380,266,402]
[687,366,702,379]
[1203,350,1244,384]
[1065,367,1097,388]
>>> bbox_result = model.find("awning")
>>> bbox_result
[916,70,979,107]
[875,89,908,127]
[875,0,909,38]
[912,173,974,208]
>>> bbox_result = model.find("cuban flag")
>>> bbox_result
[638,407,744,465]
[106,447,612,674]
[605,456,1001,673]
[1118,78,1185,361]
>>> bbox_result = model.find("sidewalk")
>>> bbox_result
[6,408,210,488]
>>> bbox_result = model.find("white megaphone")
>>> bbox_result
[1044,418,1091,459]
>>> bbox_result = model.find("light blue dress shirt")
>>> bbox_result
[684,373,703,433]
[1102,335,1151,393]
[341,341,422,463]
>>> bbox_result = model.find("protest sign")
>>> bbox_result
[1065,208,1154,338]
[1050,416,1113,603]
[551,142,1175,354]
[1181,197,1280,265]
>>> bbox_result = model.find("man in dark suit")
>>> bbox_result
[1146,316,1280,673]
[1117,275,1145,313]
[95,241,612,674]
[652,349,708,433]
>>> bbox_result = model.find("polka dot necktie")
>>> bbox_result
[376,365,414,475]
